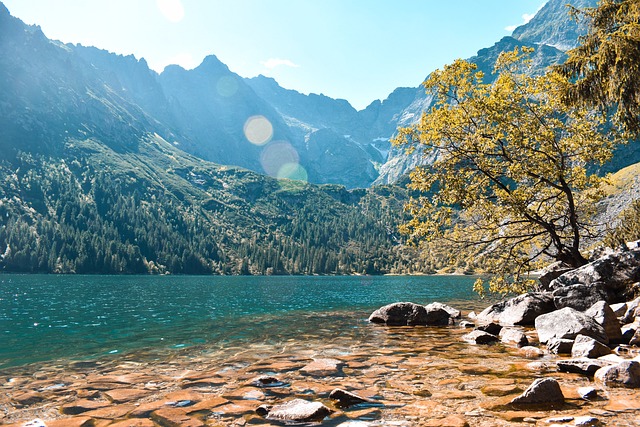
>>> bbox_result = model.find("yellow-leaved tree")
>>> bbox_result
[394,47,623,295]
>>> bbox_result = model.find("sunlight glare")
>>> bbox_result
[260,141,299,176]
[217,75,239,97]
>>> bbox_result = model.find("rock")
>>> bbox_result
[103,388,152,403]
[571,335,611,359]
[422,415,470,427]
[538,261,574,290]
[250,375,287,388]
[535,307,608,344]
[594,360,640,388]
[60,399,111,415]
[509,377,564,405]
[426,302,461,319]
[552,283,610,311]
[329,389,373,407]
[598,353,625,364]
[610,302,628,317]
[476,322,502,336]
[550,248,640,301]
[585,301,623,343]
[621,296,640,323]
[630,328,640,346]
[23,420,46,427]
[574,416,602,427]
[300,358,344,377]
[262,398,333,423]
[557,358,614,376]
[621,322,638,344]
[462,330,498,345]
[368,302,428,326]
[424,304,454,326]
[520,346,544,358]
[547,338,574,355]
[460,320,475,328]
[577,386,598,400]
[499,327,529,347]
[151,408,205,427]
[476,292,555,325]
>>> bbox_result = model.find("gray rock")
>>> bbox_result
[459,320,475,328]
[610,302,628,317]
[550,248,640,301]
[538,261,574,291]
[423,305,454,326]
[571,335,611,359]
[552,282,609,311]
[262,398,333,422]
[630,328,640,346]
[547,338,574,355]
[499,328,529,347]
[329,389,373,407]
[462,330,499,345]
[535,307,608,344]
[476,292,555,326]
[476,322,502,336]
[425,302,461,319]
[250,375,287,388]
[509,377,564,405]
[585,301,623,343]
[621,322,638,344]
[577,386,598,400]
[557,358,614,376]
[574,416,602,427]
[594,360,640,388]
[368,302,428,326]
[621,296,640,324]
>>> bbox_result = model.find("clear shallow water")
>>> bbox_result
[0,275,479,368]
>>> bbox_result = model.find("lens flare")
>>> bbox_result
[244,116,273,146]
[260,141,298,176]
[278,163,308,182]
[156,0,185,22]
[216,75,238,97]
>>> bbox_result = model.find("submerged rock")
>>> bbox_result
[301,359,344,377]
[462,330,498,345]
[261,398,333,423]
[535,307,608,344]
[509,377,564,405]
[329,388,374,407]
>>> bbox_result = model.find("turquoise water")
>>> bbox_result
[0,275,479,368]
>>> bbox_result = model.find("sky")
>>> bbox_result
[3,0,546,110]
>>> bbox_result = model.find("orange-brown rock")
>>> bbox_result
[60,399,111,415]
[185,396,229,413]
[82,403,136,419]
[45,417,93,427]
[422,415,470,427]
[152,408,205,427]
[104,388,153,403]
[109,419,156,427]
[11,391,44,406]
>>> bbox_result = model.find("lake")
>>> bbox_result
[0,274,479,368]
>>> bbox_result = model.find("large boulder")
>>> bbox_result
[552,283,609,311]
[499,328,529,347]
[549,248,640,302]
[538,261,574,291]
[423,304,454,326]
[585,301,623,343]
[475,292,555,326]
[535,307,608,344]
[509,378,564,405]
[425,302,461,319]
[594,361,640,388]
[557,358,614,376]
[368,302,428,326]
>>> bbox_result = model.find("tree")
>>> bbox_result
[557,0,640,134]
[394,48,622,295]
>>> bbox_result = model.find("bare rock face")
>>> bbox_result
[570,334,611,359]
[260,399,333,423]
[509,377,564,405]
[425,302,461,319]
[476,292,555,326]
[535,307,608,344]
[557,358,615,376]
[499,328,529,347]
[547,338,574,355]
[368,302,428,326]
[594,360,640,388]
[552,283,609,311]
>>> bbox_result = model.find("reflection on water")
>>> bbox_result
[0,275,480,368]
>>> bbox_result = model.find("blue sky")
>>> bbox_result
[3,0,545,110]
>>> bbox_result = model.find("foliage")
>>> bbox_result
[557,0,640,135]
[0,135,420,276]
[394,47,621,295]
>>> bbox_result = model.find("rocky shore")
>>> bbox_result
[2,246,640,426]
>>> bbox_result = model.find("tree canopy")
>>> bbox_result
[557,0,640,134]
[394,48,622,295]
